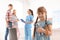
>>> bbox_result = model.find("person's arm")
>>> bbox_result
[15,19,19,22]
[37,27,45,33]
[37,25,52,35]
[20,19,33,24]
[21,16,33,24]
[5,18,8,27]
[5,11,9,28]
[13,16,19,22]
[37,25,52,36]
[44,25,52,36]
[25,21,33,24]
[44,20,52,36]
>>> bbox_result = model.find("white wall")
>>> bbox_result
[27,0,60,29]
[0,0,24,40]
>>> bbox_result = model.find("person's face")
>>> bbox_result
[27,10,31,15]
[38,12,46,20]
[13,10,16,15]
[8,6,13,10]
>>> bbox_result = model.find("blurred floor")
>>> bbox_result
[0,28,60,40]
[19,28,60,40]
[51,28,60,40]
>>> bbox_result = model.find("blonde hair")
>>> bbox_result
[13,9,16,15]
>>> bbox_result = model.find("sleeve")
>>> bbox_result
[5,11,9,21]
[5,14,7,19]
[47,20,52,25]
[30,15,34,21]
[12,16,18,21]
[15,16,19,21]
[5,10,10,19]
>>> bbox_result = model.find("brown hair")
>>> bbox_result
[29,9,34,16]
[8,4,13,7]
[13,9,16,15]
[37,6,47,14]
[33,6,47,37]
[36,6,47,25]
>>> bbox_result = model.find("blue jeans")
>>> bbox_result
[5,21,12,40]
[25,28,32,40]
[5,28,9,40]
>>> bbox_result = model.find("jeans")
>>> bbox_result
[5,21,12,40]
[5,28,9,40]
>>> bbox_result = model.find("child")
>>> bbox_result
[5,4,13,40]
[33,7,52,40]
[12,10,20,39]
[20,9,34,40]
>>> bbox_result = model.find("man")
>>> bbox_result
[5,4,13,40]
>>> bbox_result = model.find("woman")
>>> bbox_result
[21,9,34,40]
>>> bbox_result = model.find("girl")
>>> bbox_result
[33,7,52,40]
[21,9,34,40]
[11,10,20,39]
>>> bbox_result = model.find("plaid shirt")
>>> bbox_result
[6,10,12,22]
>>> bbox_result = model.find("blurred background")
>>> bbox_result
[0,0,60,40]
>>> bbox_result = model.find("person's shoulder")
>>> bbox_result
[7,10,11,13]
[36,21,40,24]
[47,20,51,22]
[30,15,34,18]
[6,10,10,15]
[7,9,11,11]
[30,15,33,17]
[47,20,52,25]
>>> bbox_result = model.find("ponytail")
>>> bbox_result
[29,9,33,16]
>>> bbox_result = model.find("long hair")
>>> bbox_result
[33,6,47,37]
[34,17,38,36]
